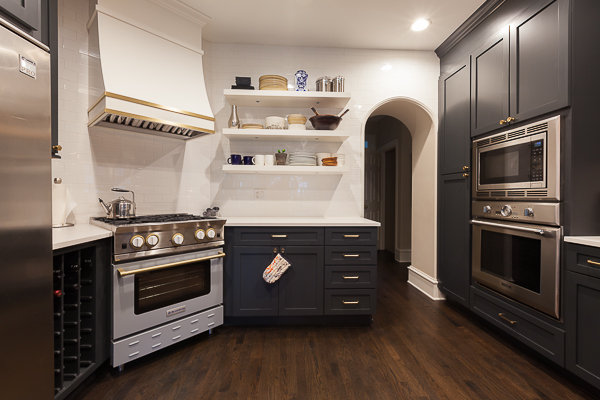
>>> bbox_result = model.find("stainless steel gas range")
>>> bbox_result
[91,214,226,370]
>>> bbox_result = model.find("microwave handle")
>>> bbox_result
[117,252,226,277]
[470,220,552,236]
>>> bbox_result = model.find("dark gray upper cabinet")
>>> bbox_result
[0,0,41,31]
[471,27,510,137]
[278,246,324,316]
[439,57,471,175]
[509,0,569,122]
[232,246,279,317]
[565,270,600,389]
[437,172,471,308]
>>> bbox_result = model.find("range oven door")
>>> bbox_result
[471,219,561,319]
[112,249,224,339]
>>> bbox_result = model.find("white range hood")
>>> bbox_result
[87,1,214,140]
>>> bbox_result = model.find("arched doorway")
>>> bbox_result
[361,97,444,300]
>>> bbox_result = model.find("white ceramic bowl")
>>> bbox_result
[288,124,306,130]
[265,116,285,129]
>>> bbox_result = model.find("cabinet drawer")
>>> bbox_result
[112,306,223,366]
[325,265,376,289]
[232,227,324,246]
[566,243,600,279]
[325,228,377,246]
[324,289,376,315]
[325,246,376,265]
[470,286,564,366]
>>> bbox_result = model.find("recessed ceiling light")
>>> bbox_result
[411,19,431,32]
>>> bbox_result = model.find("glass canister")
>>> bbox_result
[315,76,333,92]
[333,76,345,92]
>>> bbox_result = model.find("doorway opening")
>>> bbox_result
[361,97,442,300]
[364,116,412,262]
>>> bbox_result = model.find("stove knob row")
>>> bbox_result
[195,229,205,240]
[207,228,216,239]
[146,234,159,247]
[172,233,184,246]
[130,235,145,249]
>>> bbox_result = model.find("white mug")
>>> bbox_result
[264,154,274,166]
[255,154,265,165]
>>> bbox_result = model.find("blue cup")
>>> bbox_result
[243,156,255,165]
[227,154,242,165]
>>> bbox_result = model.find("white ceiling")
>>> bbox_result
[182,0,487,51]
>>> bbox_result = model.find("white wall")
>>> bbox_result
[53,0,439,223]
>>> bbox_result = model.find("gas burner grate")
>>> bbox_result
[92,214,217,226]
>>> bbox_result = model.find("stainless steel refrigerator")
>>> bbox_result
[0,17,53,399]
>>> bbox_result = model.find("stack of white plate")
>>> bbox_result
[288,152,317,166]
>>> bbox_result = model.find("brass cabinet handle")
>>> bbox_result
[343,301,359,305]
[53,145,62,151]
[342,276,359,280]
[506,117,516,123]
[587,259,600,266]
[343,235,360,238]
[271,235,287,238]
[343,254,360,258]
[463,166,469,171]
[500,120,507,125]
[118,252,225,277]
[499,313,516,325]
[463,173,469,178]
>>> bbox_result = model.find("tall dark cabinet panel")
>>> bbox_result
[470,28,510,137]
[566,271,600,388]
[439,58,471,175]
[509,0,569,122]
[232,247,279,317]
[278,246,324,316]
[437,173,471,307]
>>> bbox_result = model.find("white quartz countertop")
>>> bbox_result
[223,216,381,227]
[564,236,600,248]
[53,224,113,250]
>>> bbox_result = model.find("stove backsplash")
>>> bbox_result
[52,0,439,223]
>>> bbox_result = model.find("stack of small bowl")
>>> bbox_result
[287,114,307,130]
[259,75,288,91]
[321,157,338,166]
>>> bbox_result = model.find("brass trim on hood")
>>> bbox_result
[89,108,215,134]
[87,92,215,122]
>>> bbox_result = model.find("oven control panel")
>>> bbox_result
[472,200,560,226]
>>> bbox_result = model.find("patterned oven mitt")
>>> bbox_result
[263,253,291,283]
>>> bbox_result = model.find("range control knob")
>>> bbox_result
[146,234,159,247]
[524,207,534,217]
[172,233,184,246]
[206,228,216,239]
[195,229,206,240]
[130,235,145,249]
[500,205,513,217]
[483,205,492,214]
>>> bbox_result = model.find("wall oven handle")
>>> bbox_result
[469,220,550,236]
[117,252,226,277]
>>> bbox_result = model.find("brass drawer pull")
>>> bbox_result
[271,235,287,238]
[343,235,360,238]
[587,259,600,266]
[342,276,359,279]
[499,313,516,325]
[343,254,359,258]
[343,301,359,305]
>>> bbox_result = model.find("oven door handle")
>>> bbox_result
[117,252,226,277]
[470,220,552,236]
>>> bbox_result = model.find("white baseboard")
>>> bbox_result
[396,248,411,263]
[407,266,445,300]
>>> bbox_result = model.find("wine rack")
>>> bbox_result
[53,240,110,400]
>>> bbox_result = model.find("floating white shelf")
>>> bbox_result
[222,128,349,143]
[223,89,351,108]
[222,165,350,175]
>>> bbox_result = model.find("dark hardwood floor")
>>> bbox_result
[70,252,599,400]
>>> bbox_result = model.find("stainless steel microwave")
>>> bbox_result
[473,116,561,201]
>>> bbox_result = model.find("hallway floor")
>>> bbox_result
[70,252,598,400]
